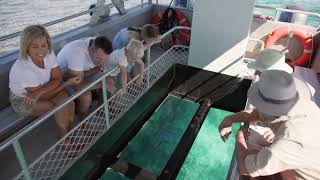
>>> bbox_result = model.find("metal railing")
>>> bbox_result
[254,5,320,28]
[0,26,191,180]
[2,2,320,44]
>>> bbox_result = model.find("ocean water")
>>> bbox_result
[0,0,319,57]
[255,0,320,27]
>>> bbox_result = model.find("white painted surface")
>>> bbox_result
[188,0,255,77]
[294,66,320,107]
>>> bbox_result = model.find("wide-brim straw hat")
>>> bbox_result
[248,48,293,73]
[248,70,312,116]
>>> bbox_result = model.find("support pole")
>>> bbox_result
[13,140,32,180]
[102,79,110,128]
[146,47,151,87]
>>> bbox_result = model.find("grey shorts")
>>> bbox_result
[9,91,32,117]
[126,62,135,72]
[65,73,102,95]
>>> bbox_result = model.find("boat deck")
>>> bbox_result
[0,45,166,180]
[59,64,252,180]
[95,95,239,180]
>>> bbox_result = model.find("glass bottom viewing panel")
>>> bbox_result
[101,95,239,179]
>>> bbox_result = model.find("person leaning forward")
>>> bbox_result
[112,24,160,80]
[57,36,112,120]
[219,70,320,180]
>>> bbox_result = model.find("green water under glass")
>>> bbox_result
[101,95,239,179]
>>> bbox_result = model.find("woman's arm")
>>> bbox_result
[25,66,63,101]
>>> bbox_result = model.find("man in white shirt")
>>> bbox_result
[219,70,320,180]
[57,36,112,119]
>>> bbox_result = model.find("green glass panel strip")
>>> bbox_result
[100,169,131,180]
[61,90,167,180]
[176,108,239,180]
[119,95,199,175]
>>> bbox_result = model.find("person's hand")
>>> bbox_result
[24,92,40,106]
[219,116,233,142]
[94,65,103,73]
[65,76,82,87]
[137,75,144,85]
[263,127,275,143]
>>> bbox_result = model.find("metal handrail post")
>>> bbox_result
[275,10,280,21]
[13,140,32,180]
[186,0,190,9]
[101,79,110,128]
[146,46,151,87]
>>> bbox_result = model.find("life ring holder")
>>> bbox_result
[264,27,313,67]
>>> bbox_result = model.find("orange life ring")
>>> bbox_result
[264,27,313,67]
[152,8,191,46]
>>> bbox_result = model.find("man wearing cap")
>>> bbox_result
[219,70,320,179]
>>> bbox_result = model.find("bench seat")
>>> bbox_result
[0,106,34,143]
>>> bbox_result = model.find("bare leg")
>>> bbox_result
[105,76,116,95]
[31,90,77,158]
[130,66,138,80]
[31,93,75,137]
[31,101,54,117]
[49,90,75,137]
[77,91,92,120]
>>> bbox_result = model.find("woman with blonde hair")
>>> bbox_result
[9,25,80,155]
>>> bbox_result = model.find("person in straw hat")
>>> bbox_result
[248,48,293,74]
[219,70,320,179]
[245,48,294,152]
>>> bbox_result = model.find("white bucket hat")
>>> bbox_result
[248,70,312,116]
[248,48,293,73]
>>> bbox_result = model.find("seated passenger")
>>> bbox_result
[247,48,293,75]
[112,24,160,79]
[219,70,320,180]
[57,36,112,119]
[9,25,77,138]
[104,39,145,96]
